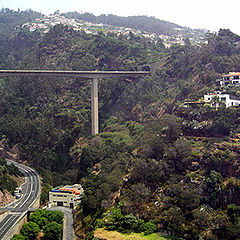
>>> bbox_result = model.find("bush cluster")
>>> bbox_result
[11,209,63,240]
[97,207,157,235]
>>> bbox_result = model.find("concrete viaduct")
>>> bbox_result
[0,70,150,135]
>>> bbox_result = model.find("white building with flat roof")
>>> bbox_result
[49,184,84,209]
[204,93,240,108]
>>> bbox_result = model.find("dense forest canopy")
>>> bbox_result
[2,9,240,240]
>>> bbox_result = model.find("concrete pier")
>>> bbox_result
[0,70,150,135]
[91,78,99,135]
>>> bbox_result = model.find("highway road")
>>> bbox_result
[0,160,40,239]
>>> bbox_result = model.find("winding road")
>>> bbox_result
[0,160,40,239]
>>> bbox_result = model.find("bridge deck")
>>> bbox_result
[0,70,150,78]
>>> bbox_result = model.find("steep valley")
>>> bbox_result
[2,8,240,240]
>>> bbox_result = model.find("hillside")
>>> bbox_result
[16,12,206,48]
[0,8,42,37]
[63,12,181,35]
[0,157,23,207]
[2,8,240,240]
[63,12,206,42]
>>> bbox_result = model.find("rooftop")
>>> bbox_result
[222,72,240,77]
[205,92,240,101]
[50,184,83,195]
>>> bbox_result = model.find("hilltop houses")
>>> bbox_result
[17,13,205,47]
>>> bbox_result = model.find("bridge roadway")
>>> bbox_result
[0,70,150,78]
[0,160,40,239]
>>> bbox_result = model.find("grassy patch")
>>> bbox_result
[94,228,183,240]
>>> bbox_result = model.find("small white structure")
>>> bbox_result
[49,184,84,209]
[204,93,240,108]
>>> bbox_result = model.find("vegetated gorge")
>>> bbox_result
[2,8,240,240]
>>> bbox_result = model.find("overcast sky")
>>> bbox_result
[1,0,240,35]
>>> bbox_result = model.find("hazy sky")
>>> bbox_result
[1,0,240,35]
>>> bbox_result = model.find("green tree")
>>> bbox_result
[43,221,62,240]
[0,157,7,165]
[11,234,26,240]
[227,204,240,224]
[20,222,40,239]
[47,210,64,224]
[143,221,157,235]
[105,207,124,231]
[206,170,223,203]
[29,210,48,228]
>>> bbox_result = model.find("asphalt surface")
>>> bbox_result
[0,160,40,239]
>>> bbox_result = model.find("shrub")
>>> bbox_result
[95,218,105,229]
[20,222,40,239]
[103,207,150,233]
[47,210,64,224]
[29,210,48,228]
[11,234,26,240]
[43,221,62,240]
[143,221,157,235]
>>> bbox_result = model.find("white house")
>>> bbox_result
[204,93,240,108]
[219,72,240,86]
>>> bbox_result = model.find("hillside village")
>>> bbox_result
[19,13,206,48]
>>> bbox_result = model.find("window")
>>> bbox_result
[221,97,226,101]
[224,76,230,80]
[233,76,239,79]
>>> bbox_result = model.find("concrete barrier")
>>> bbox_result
[2,189,42,240]
[2,180,41,239]
[0,211,9,222]
[3,212,28,240]
[1,161,41,239]
[31,187,41,209]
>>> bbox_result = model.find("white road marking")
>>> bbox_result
[0,159,40,239]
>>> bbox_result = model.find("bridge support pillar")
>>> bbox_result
[91,78,99,135]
